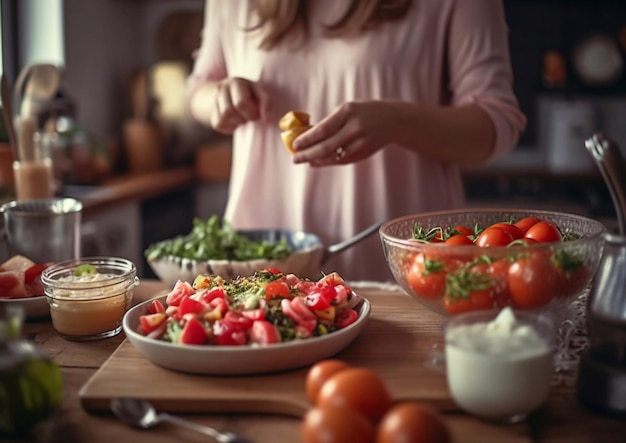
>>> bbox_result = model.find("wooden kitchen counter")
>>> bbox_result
[10,280,626,443]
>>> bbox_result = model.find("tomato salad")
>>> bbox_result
[406,216,593,315]
[137,269,361,346]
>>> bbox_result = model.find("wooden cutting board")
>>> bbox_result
[79,287,456,417]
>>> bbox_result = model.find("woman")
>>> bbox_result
[187,0,526,282]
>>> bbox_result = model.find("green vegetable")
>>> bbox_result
[144,216,293,262]
[74,264,97,276]
[1,308,63,437]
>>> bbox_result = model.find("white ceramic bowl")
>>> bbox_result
[147,229,326,286]
[123,294,371,375]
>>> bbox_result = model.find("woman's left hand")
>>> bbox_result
[291,101,401,166]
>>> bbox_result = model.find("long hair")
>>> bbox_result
[247,0,413,49]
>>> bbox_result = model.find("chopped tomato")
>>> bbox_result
[139,313,166,334]
[318,272,350,290]
[213,320,247,346]
[304,286,336,310]
[166,280,196,306]
[241,308,265,321]
[265,267,283,274]
[223,311,254,331]
[250,320,280,345]
[335,309,358,329]
[148,299,165,314]
[281,297,317,332]
[180,317,208,345]
[24,263,52,284]
[264,280,292,299]
[178,296,207,317]
[196,286,227,303]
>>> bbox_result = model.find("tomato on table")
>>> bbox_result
[305,359,350,404]
[301,404,374,443]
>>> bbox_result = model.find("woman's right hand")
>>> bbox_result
[207,77,271,134]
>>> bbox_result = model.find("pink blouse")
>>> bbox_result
[188,0,526,282]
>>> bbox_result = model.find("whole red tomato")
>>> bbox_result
[475,227,515,247]
[488,223,524,240]
[508,253,558,309]
[524,221,562,243]
[406,254,447,299]
[317,367,394,422]
[443,266,500,315]
[376,402,452,443]
[305,359,350,404]
[301,404,374,443]
[514,216,541,234]
[444,235,474,246]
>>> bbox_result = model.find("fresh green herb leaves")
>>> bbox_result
[144,216,293,262]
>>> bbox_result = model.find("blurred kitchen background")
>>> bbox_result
[0,0,625,276]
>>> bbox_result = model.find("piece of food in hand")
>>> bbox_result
[279,111,310,131]
[279,110,312,154]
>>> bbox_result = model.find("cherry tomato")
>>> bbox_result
[376,402,452,443]
[508,253,558,309]
[406,254,447,299]
[443,287,496,315]
[488,222,524,240]
[305,359,350,404]
[317,367,394,422]
[514,216,542,234]
[475,227,515,247]
[301,404,374,443]
[451,225,474,237]
[444,235,474,246]
[524,221,562,243]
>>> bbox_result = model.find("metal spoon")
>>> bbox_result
[110,398,252,443]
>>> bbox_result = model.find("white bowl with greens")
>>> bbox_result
[145,216,381,286]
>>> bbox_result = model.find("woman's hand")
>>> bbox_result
[206,77,271,134]
[291,101,402,166]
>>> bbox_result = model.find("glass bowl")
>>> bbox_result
[41,257,139,341]
[379,208,607,318]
